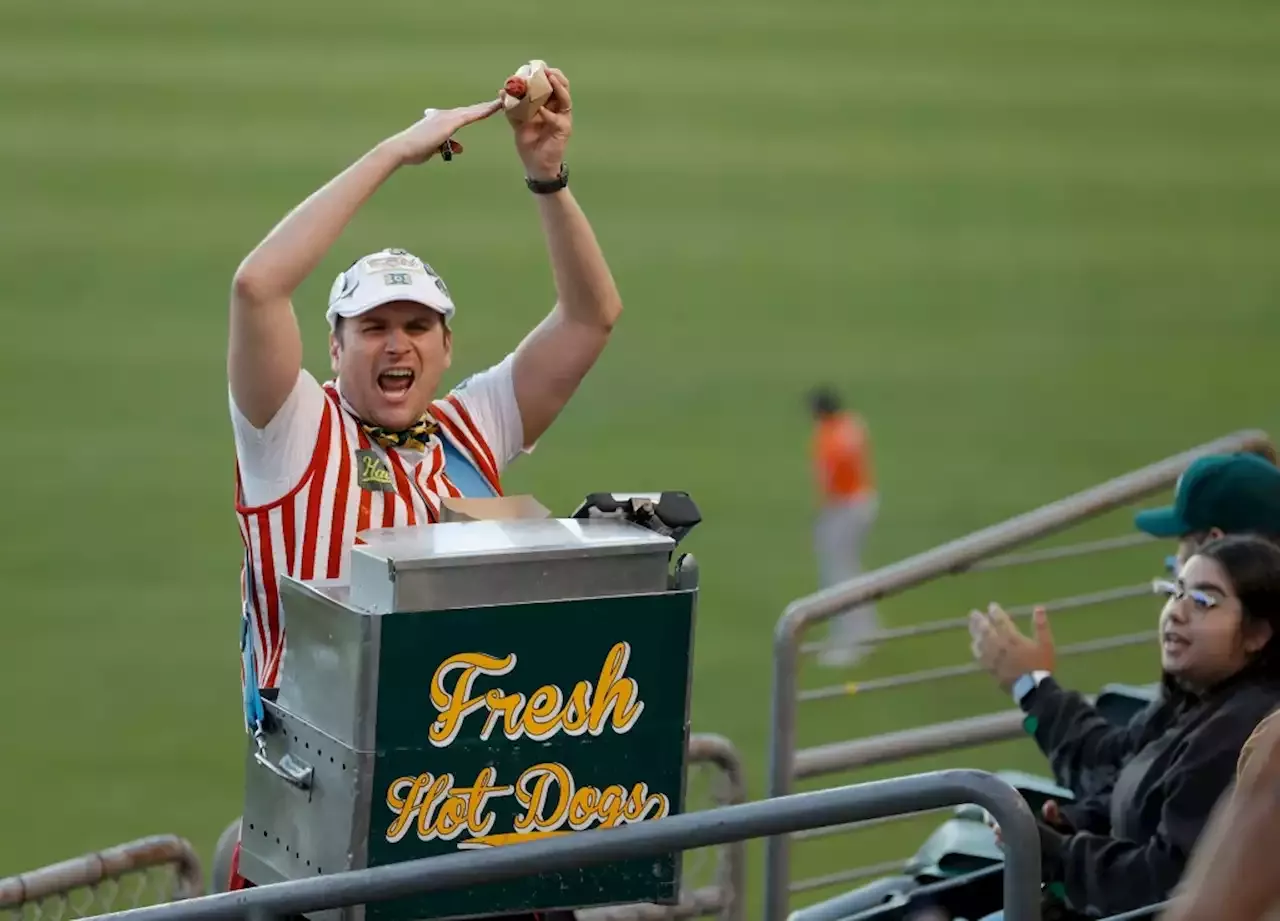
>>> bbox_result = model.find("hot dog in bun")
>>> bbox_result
[500,59,554,124]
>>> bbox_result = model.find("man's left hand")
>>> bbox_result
[968,604,1055,693]
[510,66,573,181]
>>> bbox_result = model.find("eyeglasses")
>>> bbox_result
[1151,578,1220,611]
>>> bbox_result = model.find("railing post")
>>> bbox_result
[690,734,749,921]
[765,605,804,921]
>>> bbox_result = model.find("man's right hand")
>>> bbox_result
[386,99,503,166]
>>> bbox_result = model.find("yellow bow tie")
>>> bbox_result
[359,415,440,453]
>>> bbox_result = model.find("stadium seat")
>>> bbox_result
[788,816,1006,921]
[837,864,1006,921]
[1095,682,1160,726]
[992,769,1074,813]
[784,875,919,921]
[952,770,1074,831]
[904,817,1004,882]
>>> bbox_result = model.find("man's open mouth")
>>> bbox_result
[378,368,415,396]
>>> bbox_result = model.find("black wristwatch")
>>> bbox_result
[526,163,569,194]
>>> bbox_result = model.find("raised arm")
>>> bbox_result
[504,69,624,447]
[969,605,1150,794]
[1023,676,1155,797]
[228,100,501,428]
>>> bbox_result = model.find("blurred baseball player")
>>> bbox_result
[222,67,613,920]
[808,386,879,667]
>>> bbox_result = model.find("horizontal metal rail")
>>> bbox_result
[788,861,909,895]
[790,807,949,842]
[963,532,1157,573]
[799,630,1153,702]
[796,710,1027,781]
[765,429,1273,921]
[784,692,1143,897]
[800,582,1152,655]
[91,771,1042,921]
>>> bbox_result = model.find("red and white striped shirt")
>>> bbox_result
[231,358,528,689]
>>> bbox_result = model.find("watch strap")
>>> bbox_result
[526,163,569,194]
[1013,670,1051,705]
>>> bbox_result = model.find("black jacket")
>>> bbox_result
[1020,672,1280,918]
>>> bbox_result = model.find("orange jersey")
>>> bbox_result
[813,412,874,500]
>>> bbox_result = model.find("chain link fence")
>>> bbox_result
[0,836,202,921]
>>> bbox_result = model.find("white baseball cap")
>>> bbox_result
[326,248,456,329]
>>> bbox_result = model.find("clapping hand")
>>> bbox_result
[968,604,1056,693]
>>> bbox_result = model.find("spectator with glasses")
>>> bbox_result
[968,534,1280,919]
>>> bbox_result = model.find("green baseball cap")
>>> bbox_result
[1135,453,1280,538]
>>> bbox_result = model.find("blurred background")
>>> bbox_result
[2,0,1279,917]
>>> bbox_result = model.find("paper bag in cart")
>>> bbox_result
[439,494,551,522]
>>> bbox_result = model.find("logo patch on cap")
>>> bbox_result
[333,267,360,303]
[362,251,426,275]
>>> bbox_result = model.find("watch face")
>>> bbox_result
[1014,674,1036,702]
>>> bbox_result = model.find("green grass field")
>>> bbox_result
[3,0,1280,915]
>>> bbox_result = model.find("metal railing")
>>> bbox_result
[0,836,203,921]
[90,771,1043,921]
[580,733,748,921]
[206,734,747,920]
[763,429,1275,921]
